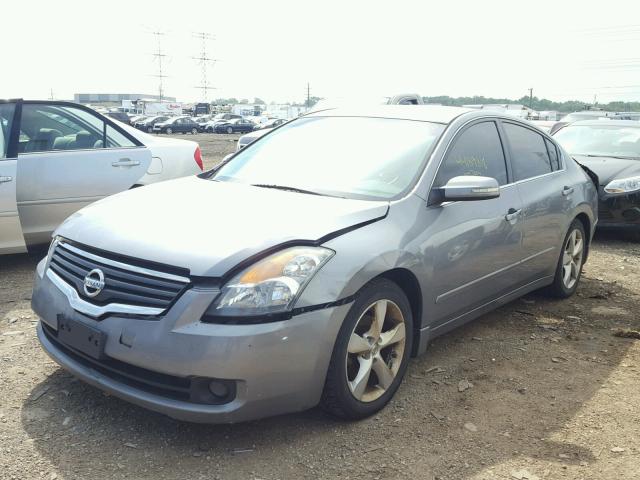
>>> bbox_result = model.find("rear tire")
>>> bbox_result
[321,278,413,420]
[544,219,586,298]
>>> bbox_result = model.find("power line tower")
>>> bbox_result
[192,32,217,103]
[151,31,168,102]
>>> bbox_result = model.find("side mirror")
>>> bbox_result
[441,176,500,201]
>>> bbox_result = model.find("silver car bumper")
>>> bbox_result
[32,259,351,423]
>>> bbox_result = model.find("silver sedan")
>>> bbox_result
[32,106,597,423]
[0,100,204,254]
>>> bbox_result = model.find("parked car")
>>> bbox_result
[213,118,255,134]
[237,128,271,150]
[203,113,243,133]
[31,106,597,423]
[0,100,205,254]
[550,111,613,134]
[135,115,170,133]
[104,110,131,125]
[153,116,200,134]
[553,120,640,229]
[191,117,211,132]
[253,118,288,131]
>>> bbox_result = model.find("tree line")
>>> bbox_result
[422,95,640,113]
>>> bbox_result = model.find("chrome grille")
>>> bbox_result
[48,241,190,317]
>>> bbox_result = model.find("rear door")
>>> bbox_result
[501,121,567,281]
[16,102,152,245]
[0,101,27,254]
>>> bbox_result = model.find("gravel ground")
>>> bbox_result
[1,134,639,479]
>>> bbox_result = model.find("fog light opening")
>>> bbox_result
[208,380,230,398]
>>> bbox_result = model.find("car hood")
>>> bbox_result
[572,155,640,185]
[55,176,389,277]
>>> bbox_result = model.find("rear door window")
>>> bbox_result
[435,121,508,186]
[503,123,553,181]
[19,104,137,153]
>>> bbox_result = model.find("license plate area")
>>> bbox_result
[57,315,106,360]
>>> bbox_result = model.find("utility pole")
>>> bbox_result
[528,88,533,109]
[192,32,217,103]
[151,31,168,103]
[306,83,311,109]
[49,88,54,100]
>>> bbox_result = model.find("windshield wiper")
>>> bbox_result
[251,183,324,196]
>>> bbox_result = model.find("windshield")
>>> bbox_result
[554,125,640,159]
[211,116,445,200]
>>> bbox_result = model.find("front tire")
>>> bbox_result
[191,127,198,134]
[165,127,173,134]
[321,278,413,420]
[544,219,586,298]
[227,126,233,134]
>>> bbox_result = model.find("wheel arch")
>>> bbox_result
[376,268,423,357]
[574,212,591,263]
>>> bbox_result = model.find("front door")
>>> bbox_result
[423,120,524,327]
[0,102,27,254]
[15,102,152,245]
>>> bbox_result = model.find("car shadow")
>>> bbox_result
[20,266,640,479]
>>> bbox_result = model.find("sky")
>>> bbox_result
[3,0,640,105]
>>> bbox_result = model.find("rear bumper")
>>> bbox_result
[32,259,350,423]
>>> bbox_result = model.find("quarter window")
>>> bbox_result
[19,104,136,153]
[504,123,553,181]
[545,138,561,170]
[435,121,508,187]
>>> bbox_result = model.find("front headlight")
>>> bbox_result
[203,246,334,321]
[604,176,640,194]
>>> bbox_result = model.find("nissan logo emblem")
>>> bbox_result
[83,268,105,297]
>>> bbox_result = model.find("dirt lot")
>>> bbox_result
[1,134,639,480]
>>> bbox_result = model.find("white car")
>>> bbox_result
[0,100,204,254]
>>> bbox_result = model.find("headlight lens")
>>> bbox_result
[205,246,334,319]
[604,176,640,194]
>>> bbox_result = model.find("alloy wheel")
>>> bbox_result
[166,127,172,134]
[346,300,406,402]
[562,228,583,289]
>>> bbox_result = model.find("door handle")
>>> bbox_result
[505,208,522,222]
[0,176,13,183]
[562,186,574,196]
[112,158,140,167]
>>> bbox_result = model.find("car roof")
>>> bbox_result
[566,120,640,127]
[305,105,473,124]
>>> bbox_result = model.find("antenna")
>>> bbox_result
[151,31,168,102]
[192,32,217,102]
